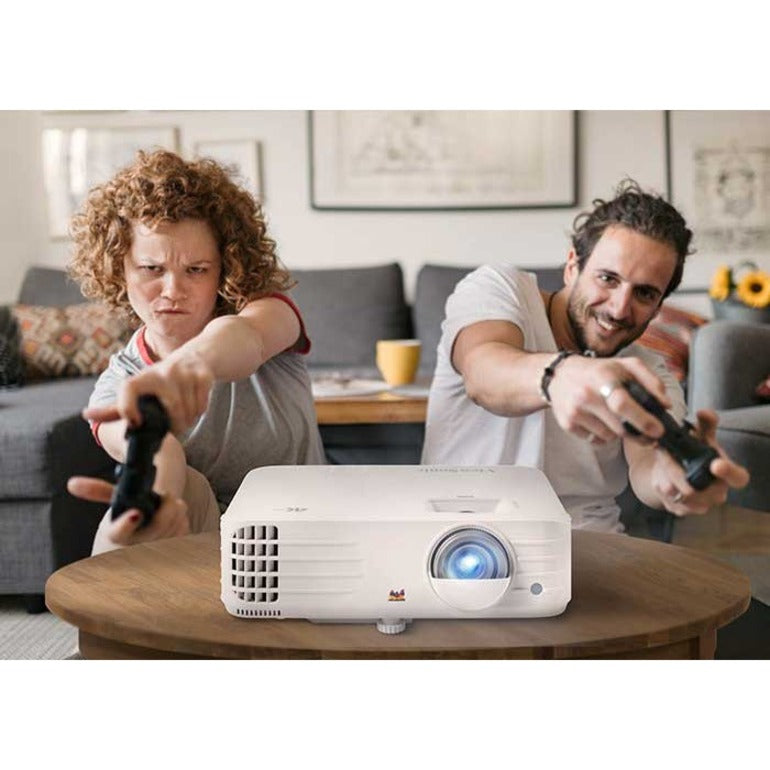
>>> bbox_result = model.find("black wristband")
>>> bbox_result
[540,350,573,404]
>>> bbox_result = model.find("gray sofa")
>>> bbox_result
[689,320,770,511]
[0,268,116,610]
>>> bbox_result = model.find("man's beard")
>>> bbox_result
[567,295,591,354]
[566,291,648,358]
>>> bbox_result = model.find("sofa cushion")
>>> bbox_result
[0,377,99,498]
[290,263,412,368]
[0,306,24,388]
[413,264,564,374]
[714,404,770,435]
[636,304,707,383]
[18,266,86,306]
[714,405,770,512]
[13,303,133,381]
[689,321,770,411]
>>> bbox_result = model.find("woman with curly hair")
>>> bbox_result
[67,149,325,554]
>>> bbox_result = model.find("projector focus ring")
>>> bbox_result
[430,528,510,580]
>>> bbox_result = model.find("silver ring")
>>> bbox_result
[599,381,620,400]
[672,491,683,504]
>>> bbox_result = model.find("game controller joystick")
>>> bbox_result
[622,381,718,491]
[110,395,170,527]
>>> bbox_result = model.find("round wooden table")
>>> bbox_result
[45,531,750,659]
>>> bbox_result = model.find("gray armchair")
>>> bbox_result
[688,320,770,511]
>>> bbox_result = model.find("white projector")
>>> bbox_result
[220,465,571,634]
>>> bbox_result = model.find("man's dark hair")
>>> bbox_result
[570,178,694,299]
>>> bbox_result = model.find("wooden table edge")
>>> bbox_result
[46,590,750,661]
[74,629,723,660]
[45,531,753,661]
[314,398,427,425]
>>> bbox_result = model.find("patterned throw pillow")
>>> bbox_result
[0,305,24,388]
[637,305,708,383]
[12,303,134,381]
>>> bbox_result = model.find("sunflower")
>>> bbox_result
[735,270,770,308]
[709,265,732,301]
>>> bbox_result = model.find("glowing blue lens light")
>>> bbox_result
[456,548,484,578]
[431,529,510,580]
[450,545,489,579]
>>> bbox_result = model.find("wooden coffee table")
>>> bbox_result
[314,390,427,425]
[45,530,750,659]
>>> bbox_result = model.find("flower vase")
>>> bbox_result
[711,297,770,324]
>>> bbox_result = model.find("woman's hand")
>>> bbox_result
[85,352,214,434]
[67,476,190,546]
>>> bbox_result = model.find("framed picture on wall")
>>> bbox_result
[666,110,770,254]
[193,139,263,201]
[42,125,179,239]
[309,110,577,210]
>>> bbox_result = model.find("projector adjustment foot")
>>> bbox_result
[377,618,408,634]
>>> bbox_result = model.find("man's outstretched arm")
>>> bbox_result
[453,319,671,443]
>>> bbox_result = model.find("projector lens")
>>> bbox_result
[431,529,510,580]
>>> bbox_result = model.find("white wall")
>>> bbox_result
[2,110,764,312]
[0,111,49,304]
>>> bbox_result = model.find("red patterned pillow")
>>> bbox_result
[637,305,708,383]
[12,303,134,381]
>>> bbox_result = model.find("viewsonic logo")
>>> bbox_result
[388,589,405,602]
[418,467,494,473]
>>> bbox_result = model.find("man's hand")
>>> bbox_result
[67,476,190,546]
[547,355,672,445]
[647,409,750,515]
[85,353,214,434]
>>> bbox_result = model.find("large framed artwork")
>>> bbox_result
[666,110,770,254]
[42,125,179,239]
[193,139,263,201]
[309,110,577,210]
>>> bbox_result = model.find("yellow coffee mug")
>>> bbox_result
[376,339,421,386]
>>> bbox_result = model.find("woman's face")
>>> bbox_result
[124,218,222,357]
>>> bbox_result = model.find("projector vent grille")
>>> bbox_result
[234,608,282,618]
[230,525,279,603]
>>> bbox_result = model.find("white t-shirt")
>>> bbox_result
[421,265,686,533]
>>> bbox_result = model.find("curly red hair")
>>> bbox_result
[68,149,293,321]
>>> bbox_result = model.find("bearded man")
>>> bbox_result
[421,180,749,532]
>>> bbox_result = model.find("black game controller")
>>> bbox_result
[110,395,170,527]
[622,381,718,491]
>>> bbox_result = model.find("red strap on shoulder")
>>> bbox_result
[136,326,155,365]
[265,293,311,354]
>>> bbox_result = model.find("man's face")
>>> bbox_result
[563,225,677,357]
[124,218,222,354]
